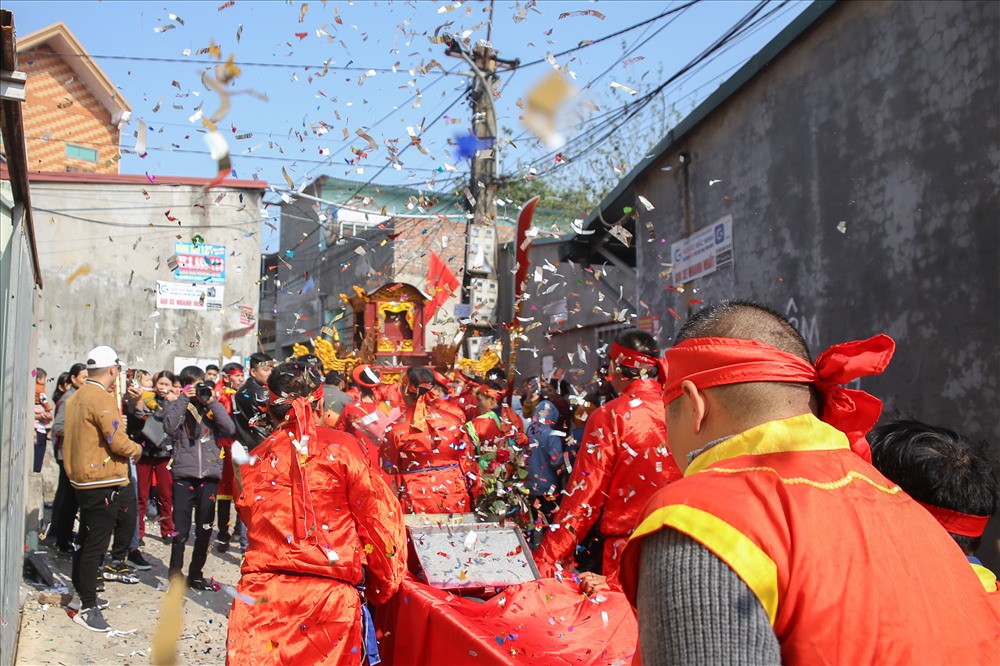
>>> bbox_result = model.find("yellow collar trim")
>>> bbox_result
[687,414,850,477]
[971,562,999,593]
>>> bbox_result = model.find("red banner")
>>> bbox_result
[424,251,460,323]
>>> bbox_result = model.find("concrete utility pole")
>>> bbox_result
[445,36,517,359]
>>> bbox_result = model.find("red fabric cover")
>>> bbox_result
[432,395,467,424]
[534,379,682,579]
[228,425,407,664]
[382,403,477,514]
[619,418,1000,663]
[456,388,480,422]
[376,575,637,665]
[661,334,895,461]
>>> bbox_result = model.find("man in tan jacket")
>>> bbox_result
[62,346,142,632]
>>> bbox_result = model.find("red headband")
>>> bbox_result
[609,341,667,382]
[662,334,895,461]
[917,501,989,538]
[475,384,504,402]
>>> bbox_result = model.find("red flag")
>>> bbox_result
[424,251,459,323]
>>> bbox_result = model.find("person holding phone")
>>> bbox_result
[125,370,178,543]
[162,365,235,590]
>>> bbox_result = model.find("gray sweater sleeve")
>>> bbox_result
[637,528,781,666]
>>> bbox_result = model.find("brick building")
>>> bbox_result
[273,176,515,360]
[15,22,130,174]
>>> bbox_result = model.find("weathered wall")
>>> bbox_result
[276,180,494,359]
[634,1,999,563]
[31,180,264,375]
[500,239,635,388]
[275,184,395,358]
[0,182,38,666]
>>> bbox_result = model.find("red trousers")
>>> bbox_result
[136,456,175,538]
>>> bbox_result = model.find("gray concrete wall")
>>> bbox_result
[275,185,394,358]
[500,239,635,388]
[31,181,264,375]
[634,1,999,564]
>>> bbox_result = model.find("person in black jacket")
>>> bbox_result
[163,365,235,590]
[232,352,274,450]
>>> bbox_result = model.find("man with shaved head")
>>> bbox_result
[619,300,998,664]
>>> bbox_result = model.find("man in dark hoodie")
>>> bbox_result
[232,352,274,451]
[163,365,235,590]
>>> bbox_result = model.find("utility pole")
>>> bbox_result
[445,36,517,360]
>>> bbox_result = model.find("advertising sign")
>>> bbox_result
[156,281,225,311]
[173,242,227,282]
[671,215,734,285]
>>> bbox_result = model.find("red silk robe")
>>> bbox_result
[454,387,479,422]
[381,401,477,514]
[215,384,238,500]
[534,378,682,580]
[620,415,1000,663]
[334,400,393,478]
[227,425,406,665]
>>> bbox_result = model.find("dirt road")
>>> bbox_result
[16,527,241,665]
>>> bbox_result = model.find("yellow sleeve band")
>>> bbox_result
[632,504,779,625]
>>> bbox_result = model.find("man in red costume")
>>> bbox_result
[465,381,528,454]
[619,300,999,664]
[869,418,999,593]
[450,370,481,422]
[227,356,406,665]
[381,366,477,514]
[214,362,244,553]
[334,365,398,477]
[534,329,683,581]
[429,371,468,423]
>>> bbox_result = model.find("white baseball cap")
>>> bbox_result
[85,345,120,370]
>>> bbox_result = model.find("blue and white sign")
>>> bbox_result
[671,214,734,285]
[173,242,226,282]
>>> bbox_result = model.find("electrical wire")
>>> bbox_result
[18,49,446,75]
[515,1,703,69]
[509,0,781,182]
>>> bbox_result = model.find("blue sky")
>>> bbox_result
[7,0,810,251]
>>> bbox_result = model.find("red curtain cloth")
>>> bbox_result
[376,575,637,665]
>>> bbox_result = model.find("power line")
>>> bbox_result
[499,0,700,168]
[23,133,451,173]
[510,0,783,182]
[515,1,703,69]
[19,49,449,76]
[298,65,462,182]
